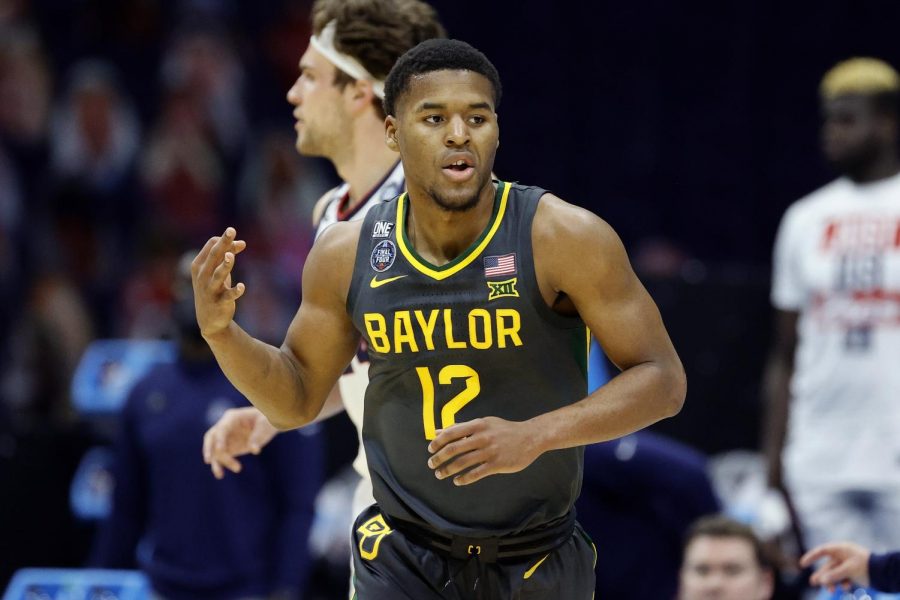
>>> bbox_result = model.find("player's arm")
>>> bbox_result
[192,224,360,430]
[311,187,337,229]
[428,195,685,484]
[523,195,686,446]
[761,309,798,490]
[202,385,346,479]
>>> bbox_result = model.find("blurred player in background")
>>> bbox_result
[202,0,445,521]
[91,253,322,599]
[763,58,900,556]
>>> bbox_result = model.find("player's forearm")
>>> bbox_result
[203,321,318,429]
[761,353,792,486]
[529,359,685,452]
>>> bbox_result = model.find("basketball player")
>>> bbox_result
[193,39,685,598]
[202,0,445,520]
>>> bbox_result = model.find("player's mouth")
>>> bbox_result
[441,155,476,183]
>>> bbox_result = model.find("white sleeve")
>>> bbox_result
[771,204,805,311]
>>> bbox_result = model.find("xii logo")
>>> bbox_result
[487,278,519,301]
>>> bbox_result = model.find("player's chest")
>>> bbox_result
[797,209,900,292]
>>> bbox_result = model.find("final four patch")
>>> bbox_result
[487,278,519,301]
[370,240,397,272]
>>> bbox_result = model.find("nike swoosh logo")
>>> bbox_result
[370,274,408,288]
[523,553,550,579]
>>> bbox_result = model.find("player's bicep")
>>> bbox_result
[282,223,360,404]
[539,201,677,371]
[576,235,673,370]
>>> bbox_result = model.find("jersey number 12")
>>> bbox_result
[416,365,481,440]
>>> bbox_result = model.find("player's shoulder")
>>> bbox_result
[313,218,364,254]
[784,177,852,222]
[304,220,363,296]
[312,184,346,228]
[532,191,618,249]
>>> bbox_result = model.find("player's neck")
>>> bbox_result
[332,115,398,205]
[847,150,900,184]
[404,182,497,266]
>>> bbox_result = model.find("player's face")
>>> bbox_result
[821,94,887,175]
[678,537,773,600]
[286,45,351,158]
[387,69,499,212]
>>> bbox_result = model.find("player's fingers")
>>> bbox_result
[222,282,246,302]
[206,227,237,270]
[209,252,236,290]
[211,459,225,480]
[428,436,479,471]
[800,545,839,567]
[218,453,243,474]
[453,462,492,486]
[192,236,219,276]
[433,450,484,480]
[811,562,851,587]
[232,239,247,255]
[202,429,214,464]
[428,421,479,452]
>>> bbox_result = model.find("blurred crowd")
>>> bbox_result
[0,0,335,436]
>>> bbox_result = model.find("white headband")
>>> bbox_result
[309,20,385,99]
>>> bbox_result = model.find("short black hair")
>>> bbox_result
[383,38,502,116]
[683,515,773,572]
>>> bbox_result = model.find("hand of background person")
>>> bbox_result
[427,417,544,486]
[800,542,871,591]
[191,227,247,339]
[203,407,279,479]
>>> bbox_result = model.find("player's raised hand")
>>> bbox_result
[202,407,280,479]
[426,417,543,486]
[800,542,871,591]
[191,227,247,338]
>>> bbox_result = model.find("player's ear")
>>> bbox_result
[348,80,374,112]
[385,116,399,151]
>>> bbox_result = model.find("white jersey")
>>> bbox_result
[772,172,900,489]
[315,161,404,516]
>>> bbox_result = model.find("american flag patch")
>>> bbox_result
[484,253,517,277]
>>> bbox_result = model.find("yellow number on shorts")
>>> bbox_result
[357,513,393,561]
[416,365,481,440]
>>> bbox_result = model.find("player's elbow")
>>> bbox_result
[660,362,687,418]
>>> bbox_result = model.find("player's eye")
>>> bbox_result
[469,115,486,125]
[425,115,444,124]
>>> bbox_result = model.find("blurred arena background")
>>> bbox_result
[2,0,900,598]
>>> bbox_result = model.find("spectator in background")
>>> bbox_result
[577,430,721,599]
[763,58,900,555]
[0,25,53,298]
[160,24,247,158]
[234,131,329,344]
[91,253,322,600]
[141,86,226,246]
[47,60,143,336]
[679,515,775,600]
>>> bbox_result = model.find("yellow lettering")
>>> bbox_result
[496,309,523,348]
[444,308,467,349]
[468,309,492,350]
[364,313,390,353]
[393,311,419,353]
[414,310,439,351]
